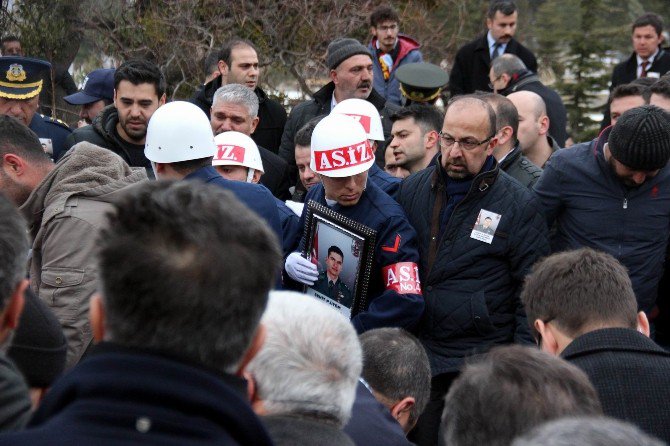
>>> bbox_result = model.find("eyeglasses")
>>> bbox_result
[488,76,502,90]
[439,132,495,151]
[376,24,398,32]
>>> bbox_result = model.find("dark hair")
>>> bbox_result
[521,248,638,339]
[97,180,281,372]
[446,96,497,137]
[0,194,28,310]
[610,82,650,103]
[359,328,431,427]
[390,104,443,135]
[218,38,257,70]
[487,1,517,19]
[650,78,670,100]
[632,12,663,36]
[295,115,325,147]
[443,345,602,446]
[203,50,220,76]
[476,92,519,137]
[0,35,20,45]
[114,59,166,98]
[0,115,51,164]
[369,5,400,27]
[169,156,214,175]
[328,245,344,259]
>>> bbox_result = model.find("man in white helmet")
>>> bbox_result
[331,98,401,198]
[284,113,424,332]
[213,131,301,256]
[144,101,283,245]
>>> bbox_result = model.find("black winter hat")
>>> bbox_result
[608,105,670,171]
[326,38,372,70]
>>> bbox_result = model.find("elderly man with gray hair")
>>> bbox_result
[210,83,291,199]
[247,291,362,446]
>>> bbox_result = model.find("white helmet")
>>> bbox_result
[144,101,216,163]
[212,131,264,174]
[331,98,384,141]
[310,113,375,178]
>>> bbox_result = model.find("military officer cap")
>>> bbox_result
[0,56,51,100]
[396,62,449,104]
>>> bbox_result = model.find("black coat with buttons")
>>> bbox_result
[397,158,550,376]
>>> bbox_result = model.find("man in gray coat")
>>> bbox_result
[0,116,147,368]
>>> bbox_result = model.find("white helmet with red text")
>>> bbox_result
[331,98,384,141]
[310,113,375,178]
[212,131,265,179]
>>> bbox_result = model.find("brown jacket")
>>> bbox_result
[20,142,147,368]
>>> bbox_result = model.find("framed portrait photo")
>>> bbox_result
[302,200,377,319]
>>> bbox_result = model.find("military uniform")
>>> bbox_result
[29,113,71,161]
[395,62,449,106]
[311,271,353,308]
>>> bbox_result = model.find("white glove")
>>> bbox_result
[285,252,319,285]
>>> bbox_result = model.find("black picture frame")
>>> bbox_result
[302,200,377,319]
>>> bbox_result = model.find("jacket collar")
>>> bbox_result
[431,154,499,195]
[498,143,521,170]
[561,327,670,359]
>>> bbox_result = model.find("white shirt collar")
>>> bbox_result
[487,31,507,56]
[637,48,660,66]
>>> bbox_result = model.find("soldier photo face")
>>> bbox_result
[295,145,320,190]
[227,45,260,90]
[114,80,165,143]
[632,24,663,59]
[331,55,374,100]
[440,101,496,179]
[0,95,39,127]
[326,249,344,280]
[486,10,517,44]
[372,20,399,53]
[210,101,258,136]
[320,171,368,206]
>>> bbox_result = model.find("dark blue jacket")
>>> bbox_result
[397,159,549,375]
[0,343,275,446]
[533,128,670,313]
[29,114,71,161]
[344,381,412,446]
[298,179,424,333]
[185,166,283,246]
[369,162,401,198]
[275,197,302,256]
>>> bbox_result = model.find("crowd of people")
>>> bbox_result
[0,0,669,445]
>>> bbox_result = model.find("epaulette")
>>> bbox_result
[39,114,70,130]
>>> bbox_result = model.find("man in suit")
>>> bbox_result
[448,0,537,96]
[604,13,670,127]
[522,247,670,443]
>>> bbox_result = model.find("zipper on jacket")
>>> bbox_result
[623,198,628,209]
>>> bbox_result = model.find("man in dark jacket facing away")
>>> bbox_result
[0,180,281,446]
[63,59,166,171]
[279,37,400,181]
[191,38,287,154]
[396,96,550,446]
[534,105,670,318]
[522,248,670,443]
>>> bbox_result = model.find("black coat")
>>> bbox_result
[278,82,400,183]
[258,144,292,200]
[263,414,355,446]
[610,49,670,89]
[449,34,538,96]
[397,159,549,375]
[500,71,568,147]
[498,143,542,188]
[562,328,670,443]
[190,78,288,154]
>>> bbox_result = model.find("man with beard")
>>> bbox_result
[64,60,166,175]
[534,105,670,323]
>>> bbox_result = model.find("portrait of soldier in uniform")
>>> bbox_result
[311,245,353,308]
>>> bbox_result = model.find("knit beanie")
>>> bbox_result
[608,105,670,171]
[326,38,372,70]
[8,288,66,388]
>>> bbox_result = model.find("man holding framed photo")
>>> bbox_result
[285,113,424,333]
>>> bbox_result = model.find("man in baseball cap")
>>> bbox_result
[535,104,670,318]
[64,68,115,127]
[284,113,424,332]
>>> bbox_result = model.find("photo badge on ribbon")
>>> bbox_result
[470,209,501,244]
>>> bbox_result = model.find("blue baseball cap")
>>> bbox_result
[64,68,115,105]
[0,56,51,100]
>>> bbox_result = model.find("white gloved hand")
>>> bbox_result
[285,252,319,285]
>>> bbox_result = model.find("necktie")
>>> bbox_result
[329,281,334,290]
[641,61,649,78]
[492,43,502,60]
